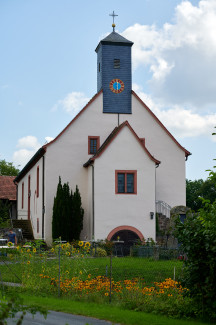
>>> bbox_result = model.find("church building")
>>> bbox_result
[14,19,191,245]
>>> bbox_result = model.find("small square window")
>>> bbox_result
[115,170,137,194]
[114,59,120,69]
[88,136,100,155]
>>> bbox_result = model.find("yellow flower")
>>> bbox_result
[79,271,83,275]
[66,252,71,256]
[78,241,84,247]
[33,248,36,253]
[27,249,30,253]
[27,261,30,264]
[7,242,13,247]
[105,292,109,296]
[50,248,54,252]
[84,242,91,248]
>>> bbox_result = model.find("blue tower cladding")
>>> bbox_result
[95,31,133,114]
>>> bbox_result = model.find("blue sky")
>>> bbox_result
[1,0,216,180]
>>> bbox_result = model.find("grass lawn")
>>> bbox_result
[0,256,183,285]
[20,293,212,325]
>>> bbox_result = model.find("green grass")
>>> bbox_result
[0,255,183,285]
[19,293,212,325]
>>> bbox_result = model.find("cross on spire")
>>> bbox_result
[109,11,118,32]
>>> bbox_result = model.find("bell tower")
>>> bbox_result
[95,13,133,114]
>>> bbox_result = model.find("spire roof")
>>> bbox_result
[95,31,133,52]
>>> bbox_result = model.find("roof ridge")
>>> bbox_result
[132,90,191,158]
[84,120,160,167]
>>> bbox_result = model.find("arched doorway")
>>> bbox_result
[111,230,139,245]
[107,226,144,256]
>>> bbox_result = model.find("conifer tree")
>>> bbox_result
[52,179,84,241]
[52,177,63,240]
[72,185,84,240]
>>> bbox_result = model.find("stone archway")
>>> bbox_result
[107,225,144,244]
[107,226,144,256]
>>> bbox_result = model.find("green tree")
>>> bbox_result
[0,159,20,176]
[61,182,73,241]
[186,177,216,211]
[72,185,84,240]
[0,200,11,227]
[52,179,84,241]
[174,200,216,319]
[186,178,204,211]
[52,177,63,240]
[175,130,216,319]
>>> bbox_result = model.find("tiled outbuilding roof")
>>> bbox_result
[0,176,16,201]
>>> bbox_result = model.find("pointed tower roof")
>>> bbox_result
[95,31,133,52]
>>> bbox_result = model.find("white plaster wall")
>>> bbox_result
[34,91,187,243]
[93,126,156,241]
[17,175,28,220]
[120,95,186,207]
[17,158,43,239]
[44,94,118,243]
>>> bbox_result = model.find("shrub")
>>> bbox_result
[92,247,107,257]
[174,200,216,320]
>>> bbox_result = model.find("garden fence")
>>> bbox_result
[0,242,185,302]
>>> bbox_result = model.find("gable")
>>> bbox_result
[84,121,160,167]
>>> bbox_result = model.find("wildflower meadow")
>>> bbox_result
[0,239,202,320]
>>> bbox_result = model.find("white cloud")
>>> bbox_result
[13,149,38,168]
[13,135,53,169]
[133,83,216,141]
[52,92,90,116]
[45,137,54,143]
[16,136,41,150]
[123,1,216,108]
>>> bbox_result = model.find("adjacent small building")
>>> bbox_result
[14,25,191,245]
[0,175,17,220]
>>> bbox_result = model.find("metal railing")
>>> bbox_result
[156,200,171,218]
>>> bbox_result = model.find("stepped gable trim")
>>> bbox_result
[44,90,103,150]
[0,176,16,201]
[14,90,103,183]
[83,120,160,167]
[132,90,191,158]
[14,147,46,183]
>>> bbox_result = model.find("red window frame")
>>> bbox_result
[88,136,100,155]
[115,170,137,194]
[37,166,39,198]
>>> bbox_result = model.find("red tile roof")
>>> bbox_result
[0,176,16,201]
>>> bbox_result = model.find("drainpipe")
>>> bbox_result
[42,156,45,240]
[91,163,95,239]
[155,164,159,241]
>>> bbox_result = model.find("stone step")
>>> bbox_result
[12,220,34,240]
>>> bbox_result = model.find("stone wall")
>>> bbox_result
[156,206,190,248]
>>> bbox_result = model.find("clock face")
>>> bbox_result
[109,79,125,94]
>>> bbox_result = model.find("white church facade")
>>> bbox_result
[14,26,190,245]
